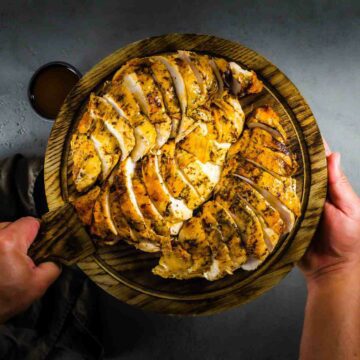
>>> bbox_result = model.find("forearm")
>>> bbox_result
[300,269,360,360]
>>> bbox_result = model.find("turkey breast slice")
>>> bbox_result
[89,95,135,162]
[132,162,182,236]
[212,58,263,97]
[149,57,181,136]
[226,154,300,216]
[210,95,245,143]
[177,122,230,165]
[71,111,102,192]
[91,182,119,238]
[142,153,193,222]
[216,174,285,236]
[174,215,213,278]
[217,193,269,267]
[109,158,167,249]
[229,128,297,177]
[152,55,196,140]
[247,106,288,141]
[89,117,120,181]
[152,239,194,279]
[176,148,221,201]
[153,55,187,114]
[169,52,206,111]
[201,201,247,279]
[187,51,219,97]
[178,50,205,94]
[209,59,224,98]
[158,140,203,210]
[112,157,148,233]
[123,72,171,148]
[104,81,157,161]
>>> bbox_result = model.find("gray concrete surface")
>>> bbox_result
[0,0,359,359]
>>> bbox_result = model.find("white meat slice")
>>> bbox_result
[142,153,193,222]
[89,95,135,161]
[123,73,171,148]
[104,82,157,161]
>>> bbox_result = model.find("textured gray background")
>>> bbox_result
[0,0,359,359]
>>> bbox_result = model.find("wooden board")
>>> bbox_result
[44,34,327,315]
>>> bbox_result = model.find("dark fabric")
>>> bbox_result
[0,155,104,360]
[0,155,46,221]
[0,154,23,221]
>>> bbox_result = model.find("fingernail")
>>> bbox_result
[333,152,342,179]
[322,137,331,156]
[335,152,341,167]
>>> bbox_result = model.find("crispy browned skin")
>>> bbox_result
[71,112,102,193]
[72,186,101,226]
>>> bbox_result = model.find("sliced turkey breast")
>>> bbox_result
[177,122,230,165]
[104,81,157,161]
[91,182,118,239]
[216,174,285,235]
[71,112,102,192]
[158,140,203,209]
[149,57,181,136]
[212,58,263,96]
[217,193,268,267]
[176,148,221,201]
[185,51,219,97]
[225,154,300,216]
[246,106,287,141]
[89,95,135,162]
[142,153,193,222]
[123,72,171,148]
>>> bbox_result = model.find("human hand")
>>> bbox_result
[0,217,61,323]
[299,141,360,287]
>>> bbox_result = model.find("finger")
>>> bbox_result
[328,152,359,217]
[0,217,40,251]
[0,222,11,230]
[322,137,332,157]
[34,262,62,295]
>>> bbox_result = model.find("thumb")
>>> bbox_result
[328,152,359,217]
[34,262,62,296]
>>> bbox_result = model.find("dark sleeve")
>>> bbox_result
[0,155,47,221]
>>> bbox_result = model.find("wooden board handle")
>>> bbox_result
[28,203,95,266]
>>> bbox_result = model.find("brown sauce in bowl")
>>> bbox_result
[28,62,81,120]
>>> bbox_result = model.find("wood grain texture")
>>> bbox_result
[44,34,327,315]
[29,203,95,266]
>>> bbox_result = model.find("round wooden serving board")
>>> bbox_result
[44,34,327,315]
